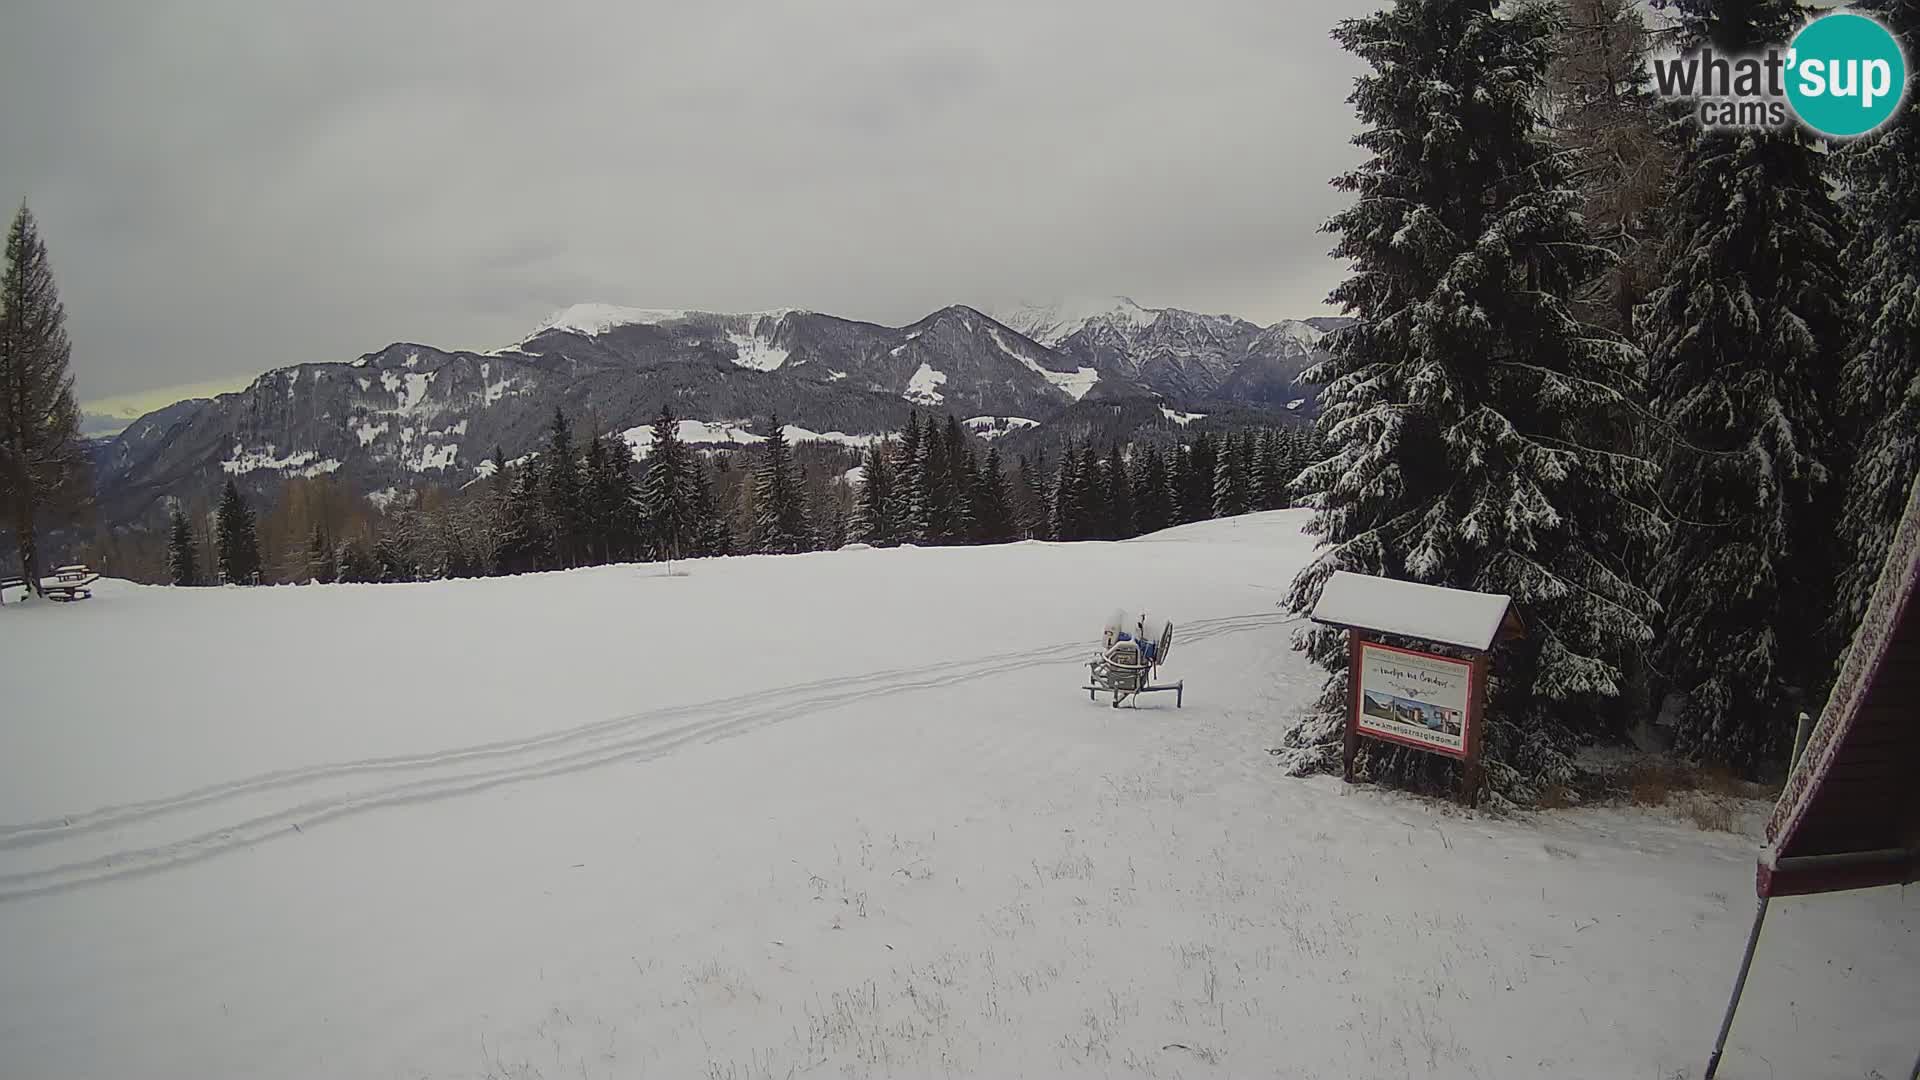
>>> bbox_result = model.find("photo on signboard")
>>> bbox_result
[1354,643,1472,756]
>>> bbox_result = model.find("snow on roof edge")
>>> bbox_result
[1309,570,1513,652]
[1764,470,1920,857]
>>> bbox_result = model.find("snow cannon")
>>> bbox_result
[1085,611,1182,709]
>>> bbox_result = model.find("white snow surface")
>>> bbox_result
[904,362,948,405]
[530,303,799,340]
[1,511,1915,1079]
[964,415,1040,441]
[1161,406,1207,425]
[621,420,882,459]
[989,328,1100,401]
[1311,569,1513,651]
[221,444,340,478]
[726,330,789,372]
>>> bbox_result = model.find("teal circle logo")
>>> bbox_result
[1786,13,1908,137]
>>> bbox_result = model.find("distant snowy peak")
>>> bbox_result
[993,296,1159,346]
[1262,320,1327,351]
[993,297,1331,351]
[529,303,800,340]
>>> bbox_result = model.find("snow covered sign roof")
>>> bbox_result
[1758,472,1920,899]
[1309,571,1518,652]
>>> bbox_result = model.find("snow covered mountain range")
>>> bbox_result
[93,299,1345,528]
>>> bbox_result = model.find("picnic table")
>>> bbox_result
[0,565,99,603]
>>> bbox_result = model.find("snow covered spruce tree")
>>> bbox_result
[641,405,697,563]
[1180,433,1217,524]
[1131,442,1174,535]
[1212,433,1249,519]
[540,409,583,568]
[974,446,1017,544]
[1050,442,1083,541]
[1074,442,1108,539]
[1280,0,1663,805]
[889,412,924,540]
[0,203,88,592]
[1830,0,1920,646]
[1106,444,1136,539]
[751,416,810,554]
[1015,452,1048,539]
[691,463,732,558]
[942,415,976,543]
[1642,0,1853,770]
[851,438,897,546]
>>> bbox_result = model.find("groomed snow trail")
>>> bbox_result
[2,512,1914,1079]
[0,612,1295,900]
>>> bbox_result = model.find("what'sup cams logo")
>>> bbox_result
[1653,11,1910,137]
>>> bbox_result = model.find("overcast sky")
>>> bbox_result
[2,0,1367,404]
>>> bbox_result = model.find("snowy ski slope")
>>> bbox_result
[1,511,1914,1078]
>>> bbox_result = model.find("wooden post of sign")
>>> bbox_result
[1461,652,1490,807]
[1343,630,1363,784]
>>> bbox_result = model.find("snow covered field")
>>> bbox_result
[1,511,1914,1079]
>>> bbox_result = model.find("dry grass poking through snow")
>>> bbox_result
[1571,756,1779,834]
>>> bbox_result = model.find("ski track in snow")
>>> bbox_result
[0,612,1298,902]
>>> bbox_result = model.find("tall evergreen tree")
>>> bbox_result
[167,503,200,586]
[1184,433,1218,523]
[974,446,1017,544]
[0,204,87,592]
[1281,0,1663,802]
[943,415,976,542]
[852,438,897,545]
[337,535,380,583]
[306,522,336,584]
[215,480,262,585]
[1237,431,1260,511]
[580,432,615,565]
[689,460,733,558]
[917,423,955,543]
[640,405,696,563]
[1131,442,1174,535]
[1831,0,1920,645]
[1075,442,1107,540]
[541,408,582,567]
[1252,430,1281,511]
[1642,0,1852,769]
[1106,443,1136,539]
[1166,443,1193,525]
[1213,433,1249,519]
[1546,0,1674,335]
[1050,442,1083,542]
[890,412,924,539]
[1015,452,1047,539]
[752,416,810,553]
[494,464,548,574]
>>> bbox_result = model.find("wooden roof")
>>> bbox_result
[1758,473,1920,898]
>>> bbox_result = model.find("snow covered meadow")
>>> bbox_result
[1,511,1914,1078]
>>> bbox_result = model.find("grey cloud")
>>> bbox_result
[1,0,1369,400]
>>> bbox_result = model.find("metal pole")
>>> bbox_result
[1704,895,1771,1080]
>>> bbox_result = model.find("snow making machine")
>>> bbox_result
[1084,612,1183,709]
